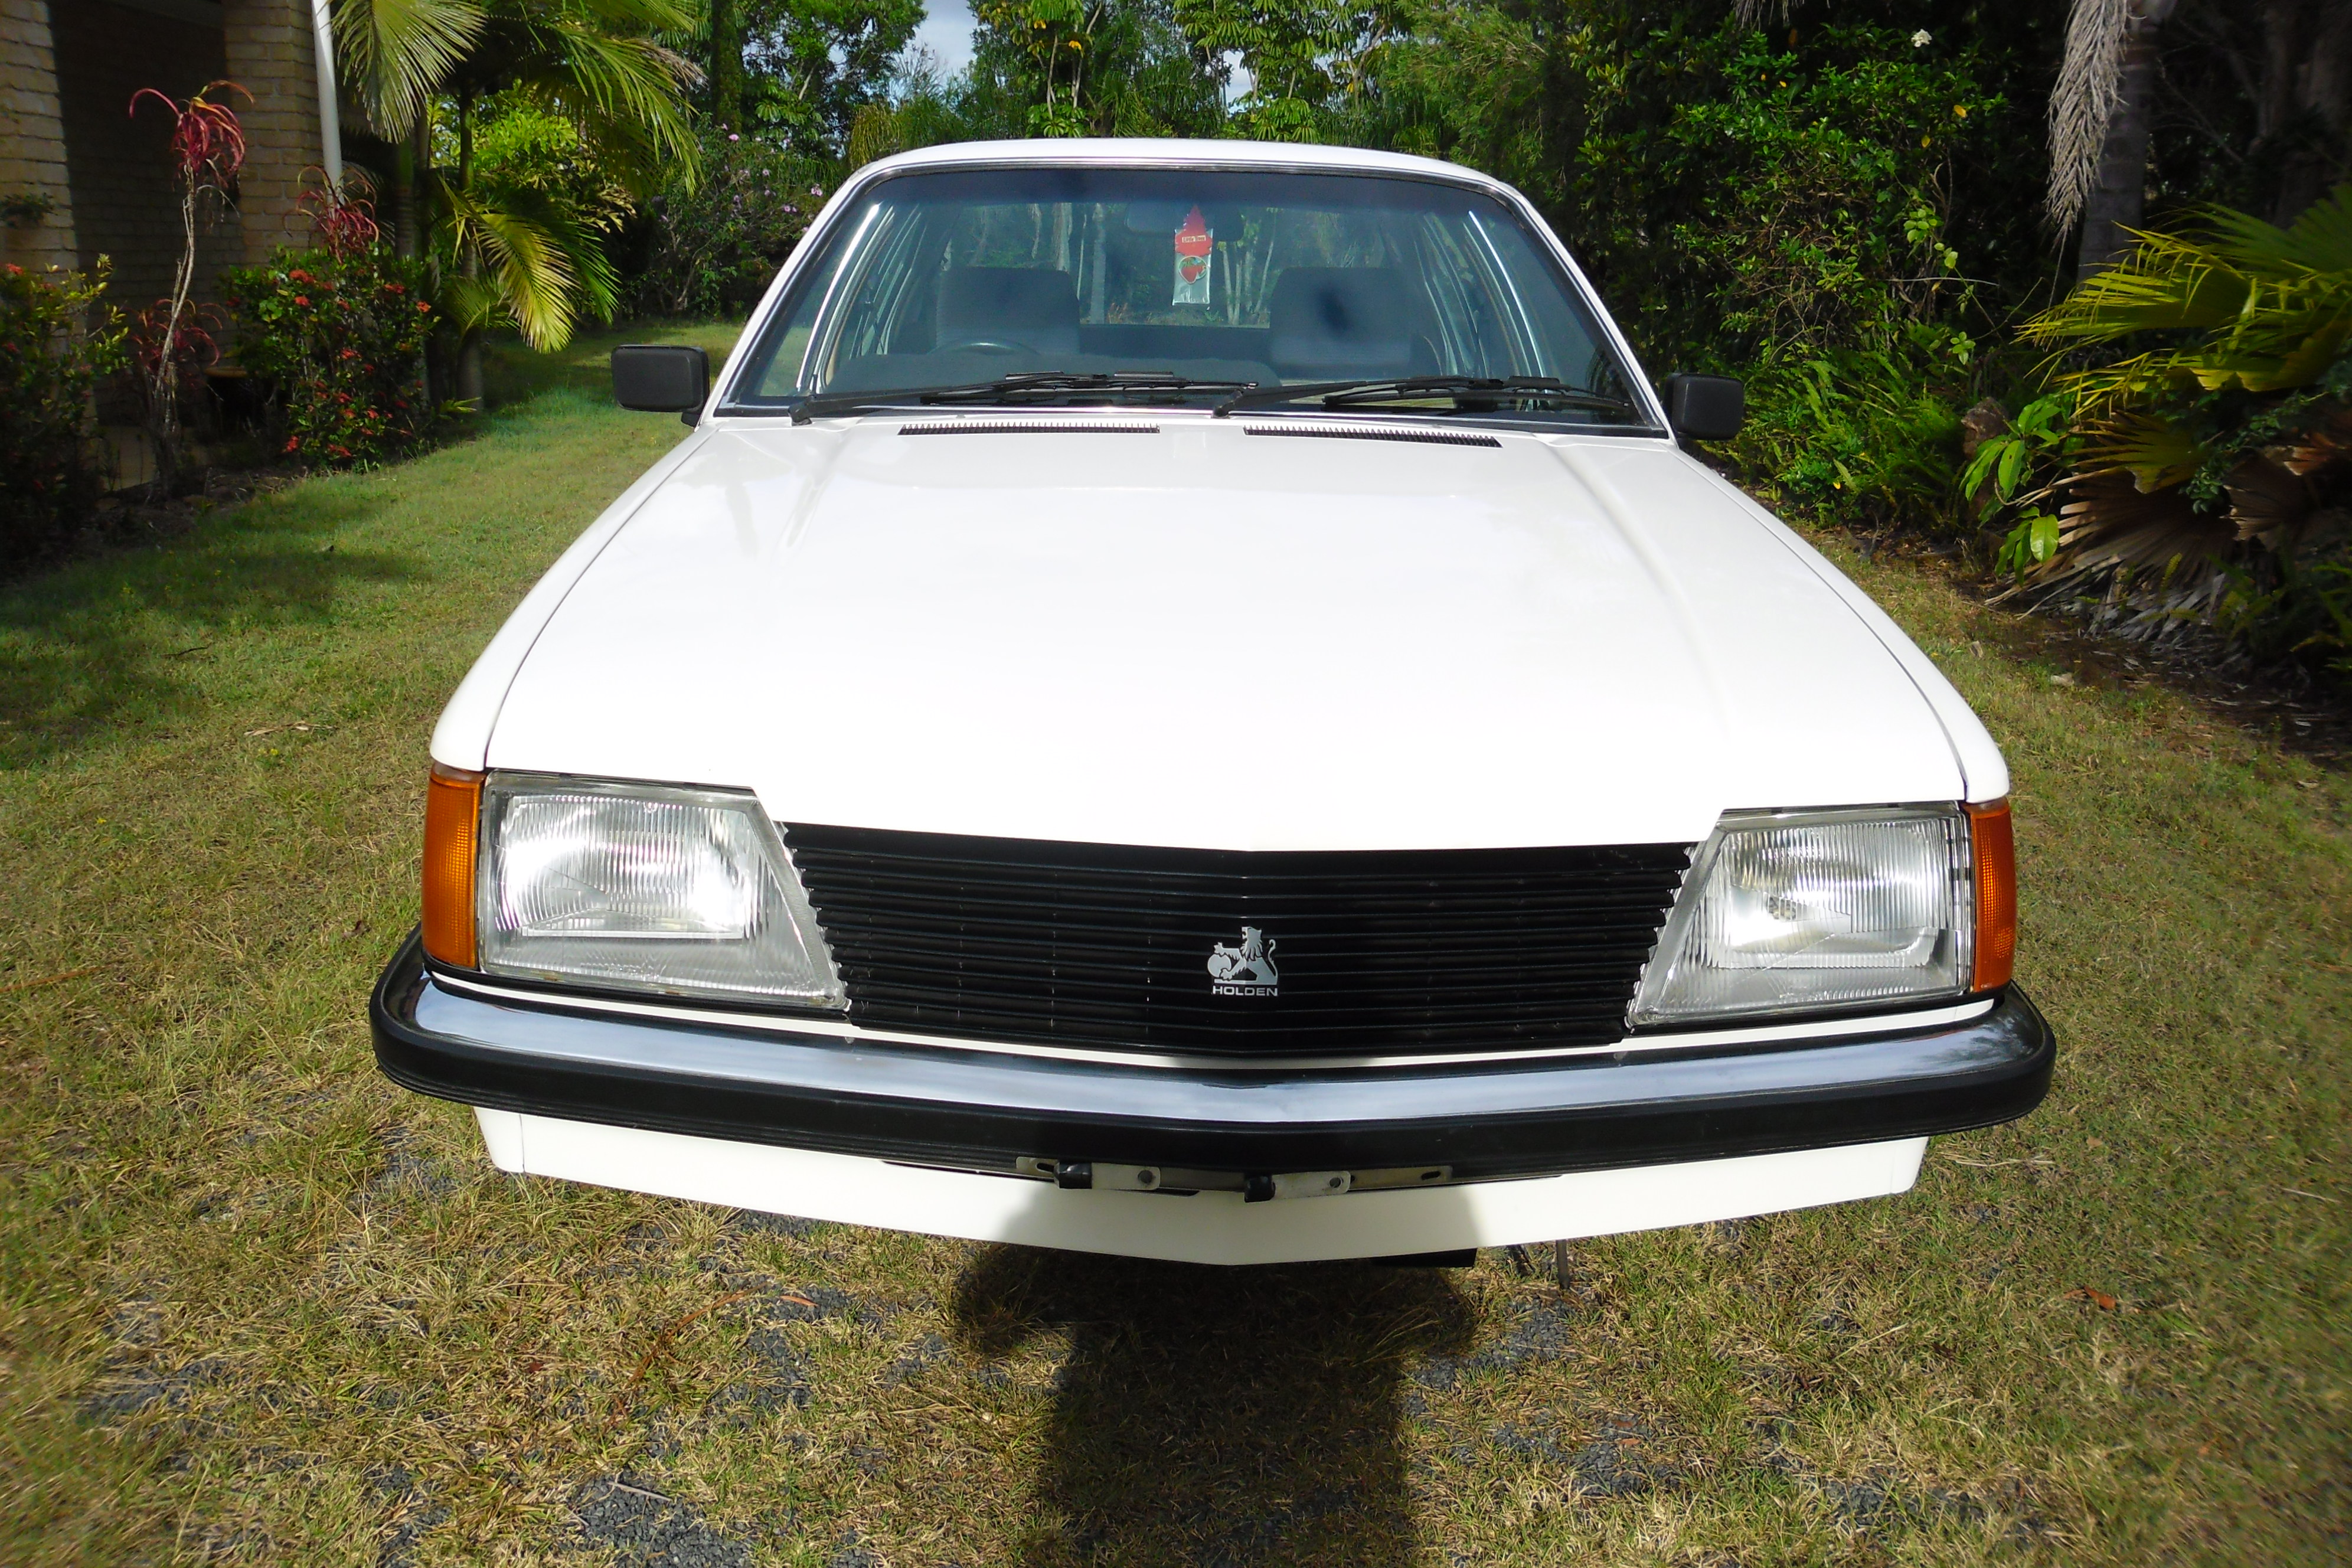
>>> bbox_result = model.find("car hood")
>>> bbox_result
[482,418,1966,850]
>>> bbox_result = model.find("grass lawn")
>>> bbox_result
[2,325,2347,1567]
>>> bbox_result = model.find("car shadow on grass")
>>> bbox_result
[951,1246,1477,1567]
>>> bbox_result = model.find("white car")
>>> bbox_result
[373,140,2050,1266]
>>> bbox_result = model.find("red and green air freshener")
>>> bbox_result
[1172,204,1212,305]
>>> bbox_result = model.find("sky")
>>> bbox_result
[907,0,976,80]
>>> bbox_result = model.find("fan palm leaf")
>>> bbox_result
[2024,183,2352,409]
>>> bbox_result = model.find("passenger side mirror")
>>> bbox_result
[1662,374,1744,442]
[612,344,711,424]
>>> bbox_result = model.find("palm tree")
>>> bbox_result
[332,0,701,401]
[2047,0,2177,281]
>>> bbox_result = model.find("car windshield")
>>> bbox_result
[724,165,1653,427]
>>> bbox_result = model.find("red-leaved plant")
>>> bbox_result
[128,79,249,494]
[297,166,383,259]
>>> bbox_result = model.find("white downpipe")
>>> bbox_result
[309,0,343,186]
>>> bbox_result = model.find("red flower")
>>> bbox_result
[293,295,310,306]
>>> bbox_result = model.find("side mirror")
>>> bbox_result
[612,344,711,424]
[1662,373,1744,442]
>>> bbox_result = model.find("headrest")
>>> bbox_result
[1267,269,1428,378]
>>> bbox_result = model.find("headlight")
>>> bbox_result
[469,775,844,1007]
[1632,804,1995,1025]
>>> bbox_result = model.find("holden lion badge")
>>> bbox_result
[1207,926,1278,997]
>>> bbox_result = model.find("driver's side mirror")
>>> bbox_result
[612,344,711,425]
[1662,374,1744,442]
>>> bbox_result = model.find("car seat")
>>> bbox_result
[1266,268,1437,381]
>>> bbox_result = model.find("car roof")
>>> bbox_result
[855,138,1515,197]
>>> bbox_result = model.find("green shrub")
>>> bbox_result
[0,262,125,563]
[1360,9,2024,537]
[1729,330,1977,533]
[222,248,435,467]
[628,131,832,318]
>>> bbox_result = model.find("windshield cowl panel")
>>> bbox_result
[723,164,1655,431]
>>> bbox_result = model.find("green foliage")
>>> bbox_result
[1171,0,1389,141]
[222,249,437,466]
[1960,393,2074,578]
[0,262,125,563]
[1345,5,2050,539]
[1726,330,1973,533]
[629,129,831,316]
[2216,551,2352,685]
[1965,187,2352,687]
[962,0,1226,140]
[469,96,634,234]
[336,0,701,367]
[737,0,923,152]
[974,0,1101,136]
[1358,6,2033,374]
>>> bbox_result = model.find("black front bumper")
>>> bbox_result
[370,930,2054,1181]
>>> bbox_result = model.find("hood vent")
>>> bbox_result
[1243,423,1501,449]
[898,420,1160,436]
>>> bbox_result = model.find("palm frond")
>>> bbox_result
[2047,0,2128,234]
[2052,469,2233,573]
[2024,184,2352,409]
[500,18,701,192]
[2076,408,2209,493]
[439,180,582,348]
[2223,456,2315,547]
[334,0,485,134]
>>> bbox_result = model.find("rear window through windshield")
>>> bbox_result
[724,166,1646,424]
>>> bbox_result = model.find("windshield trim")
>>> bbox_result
[713,159,1670,429]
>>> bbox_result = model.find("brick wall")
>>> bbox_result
[53,0,237,312]
[0,0,77,272]
[223,0,323,264]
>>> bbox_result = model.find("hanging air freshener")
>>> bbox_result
[1172,204,1212,305]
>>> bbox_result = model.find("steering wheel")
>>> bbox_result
[939,338,1025,355]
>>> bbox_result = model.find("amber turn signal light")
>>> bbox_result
[1967,798,2016,992]
[422,763,483,968]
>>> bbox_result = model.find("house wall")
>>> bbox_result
[223,0,324,263]
[52,0,237,311]
[0,0,78,271]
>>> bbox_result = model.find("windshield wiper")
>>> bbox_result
[1214,375,1639,418]
[792,371,1258,424]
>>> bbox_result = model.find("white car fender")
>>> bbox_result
[429,427,715,770]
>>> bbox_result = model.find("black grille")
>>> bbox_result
[785,825,1691,1059]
